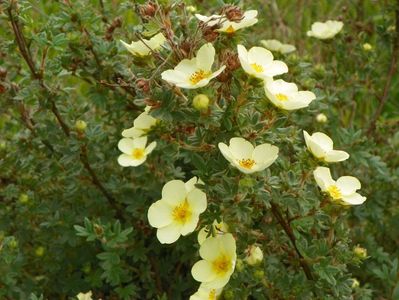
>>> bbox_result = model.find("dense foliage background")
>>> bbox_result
[0,0,398,299]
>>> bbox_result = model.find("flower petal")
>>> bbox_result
[252,143,279,165]
[145,141,157,155]
[336,176,361,195]
[199,236,222,261]
[191,260,217,283]
[156,222,182,244]
[187,189,207,213]
[341,193,366,205]
[147,200,173,228]
[180,214,199,236]
[325,150,350,162]
[229,137,254,160]
[196,43,215,71]
[218,142,234,163]
[132,136,148,149]
[162,180,187,206]
[118,138,135,154]
[313,167,335,191]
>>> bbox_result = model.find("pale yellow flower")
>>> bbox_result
[218,137,279,174]
[161,43,225,89]
[264,79,316,110]
[120,33,166,57]
[303,131,349,162]
[195,10,258,34]
[190,284,223,300]
[237,45,288,81]
[76,291,93,300]
[122,106,157,138]
[147,177,207,244]
[261,39,296,54]
[313,167,366,205]
[191,233,236,289]
[307,20,343,40]
[117,136,156,167]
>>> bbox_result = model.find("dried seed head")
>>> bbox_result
[222,5,244,22]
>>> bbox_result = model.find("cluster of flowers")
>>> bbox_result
[116,7,358,299]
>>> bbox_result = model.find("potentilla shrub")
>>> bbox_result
[3,0,396,299]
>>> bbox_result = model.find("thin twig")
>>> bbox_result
[270,202,314,280]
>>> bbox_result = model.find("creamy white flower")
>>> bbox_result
[264,79,316,110]
[237,45,288,81]
[218,137,278,174]
[307,20,344,40]
[77,291,93,300]
[198,220,229,245]
[161,43,225,89]
[261,39,296,54]
[120,33,166,57]
[147,177,207,244]
[122,106,157,138]
[304,131,349,162]
[313,167,366,205]
[245,245,263,266]
[190,284,223,300]
[195,10,258,34]
[191,233,236,289]
[117,136,156,167]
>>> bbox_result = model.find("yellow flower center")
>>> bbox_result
[190,69,211,85]
[251,63,264,73]
[327,185,342,200]
[131,148,145,159]
[208,289,217,300]
[225,25,235,33]
[172,200,192,224]
[275,93,288,101]
[238,158,255,169]
[212,254,231,275]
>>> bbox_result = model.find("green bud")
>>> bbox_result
[313,64,326,78]
[35,246,45,257]
[19,193,29,204]
[9,238,18,249]
[351,278,360,288]
[0,141,6,150]
[75,120,87,132]
[235,259,244,271]
[192,94,210,111]
[254,269,265,280]
[362,43,373,51]
[353,246,367,259]
[239,177,256,188]
[83,263,91,274]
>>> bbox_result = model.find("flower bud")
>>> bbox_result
[193,94,210,111]
[351,278,360,288]
[223,290,234,300]
[353,246,367,259]
[316,113,327,123]
[313,64,326,78]
[362,43,373,51]
[223,5,244,22]
[236,259,244,271]
[35,246,45,257]
[387,25,396,33]
[94,224,104,236]
[75,120,87,132]
[9,238,18,249]
[19,193,29,204]
[245,245,263,266]
[254,269,265,279]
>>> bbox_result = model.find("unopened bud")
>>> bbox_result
[245,245,263,266]
[362,43,373,51]
[35,246,45,257]
[316,113,327,123]
[354,246,367,259]
[236,259,244,271]
[193,94,210,111]
[254,269,265,279]
[75,120,87,132]
[94,224,104,236]
[19,193,29,204]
